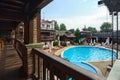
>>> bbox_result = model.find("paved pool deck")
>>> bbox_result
[54,46,74,56]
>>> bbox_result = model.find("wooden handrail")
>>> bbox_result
[31,48,103,80]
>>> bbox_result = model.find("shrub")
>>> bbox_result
[53,40,59,46]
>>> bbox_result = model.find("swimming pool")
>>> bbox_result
[68,62,97,80]
[73,62,97,73]
[62,46,117,73]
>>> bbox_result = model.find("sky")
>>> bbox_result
[41,0,111,31]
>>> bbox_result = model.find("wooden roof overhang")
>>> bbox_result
[98,0,120,13]
[0,0,52,30]
[0,0,52,22]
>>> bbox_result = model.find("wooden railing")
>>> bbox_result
[31,49,103,80]
[14,39,28,77]
[14,40,104,80]
[41,36,54,41]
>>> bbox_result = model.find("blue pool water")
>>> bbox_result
[73,62,97,73]
[62,46,117,73]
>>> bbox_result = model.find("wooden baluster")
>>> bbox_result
[43,60,46,80]
[50,65,54,80]
[32,51,35,76]
[38,56,40,79]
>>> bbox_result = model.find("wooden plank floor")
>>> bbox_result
[0,44,25,80]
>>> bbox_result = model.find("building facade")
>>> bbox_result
[40,19,55,41]
[92,31,120,44]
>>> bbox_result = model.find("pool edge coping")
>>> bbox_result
[83,61,105,78]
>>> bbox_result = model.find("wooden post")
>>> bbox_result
[22,44,28,77]
[24,16,30,44]
[37,11,41,42]
[0,39,2,49]
[11,29,15,45]
[33,16,37,43]
[24,2,32,44]
[29,19,33,43]
[24,10,41,44]
[32,11,41,43]
[111,12,114,66]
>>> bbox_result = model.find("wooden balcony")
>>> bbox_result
[30,49,104,80]
[41,36,55,41]
[1,39,105,80]
[40,29,56,41]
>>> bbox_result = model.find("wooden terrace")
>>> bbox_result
[0,0,119,80]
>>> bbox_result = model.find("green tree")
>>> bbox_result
[88,26,97,33]
[74,28,80,43]
[60,23,66,31]
[100,22,112,32]
[54,21,59,30]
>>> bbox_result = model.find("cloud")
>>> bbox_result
[54,6,110,31]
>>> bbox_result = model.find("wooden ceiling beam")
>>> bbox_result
[0,0,52,23]
[29,0,52,16]
[0,14,23,22]
[30,0,46,12]
[0,8,23,14]
[0,2,23,10]
[2,0,25,5]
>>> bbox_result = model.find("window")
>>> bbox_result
[42,24,45,27]
[47,25,50,29]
